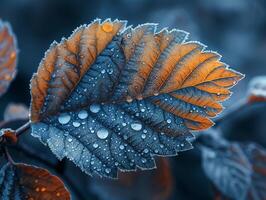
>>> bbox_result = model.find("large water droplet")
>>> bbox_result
[89,104,100,113]
[131,123,142,131]
[97,128,109,139]
[58,113,71,125]
[78,110,88,119]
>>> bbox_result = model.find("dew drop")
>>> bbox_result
[126,96,133,103]
[144,148,149,153]
[131,123,142,131]
[105,168,111,174]
[166,119,172,124]
[101,69,106,74]
[78,110,88,119]
[68,138,73,142]
[73,122,81,127]
[122,122,127,127]
[97,128,109,139]
[141,158,147,163]
[93,143,99,148]
[58,113,71,124]
[141,134,146,139]
[89,104,100,113]
[119,145,125,150]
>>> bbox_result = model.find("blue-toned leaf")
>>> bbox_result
[30,19,243,178]
[0,19,17,97]
[0,162,70,200]
[202,141,266,200]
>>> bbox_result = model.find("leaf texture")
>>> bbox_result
[0,163,70,200]
[0,20,17,97]
[30,19,243,177]
[202,142,266,200]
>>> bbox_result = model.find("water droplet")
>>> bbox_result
[105,168,111,174]
[166,119,171,124]
[144,148,149,153]
[141,134,146,139]
[101,69,106,74]
[119,145,125,150]
[78,110,88,119]
[141,158,147,163]
[122,122,127,127]
[131,123,142,131]
[89,104,100,113]
[154,92,159,96]
[68,138,73,142]
[140,108,145,112]
[73,122,81,127]
[58,113,71,124]
[102,22,113,33]
[126,96,133,103]
[93,143,99,148]
[97,128,109,139]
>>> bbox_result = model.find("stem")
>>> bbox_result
[15,121,31,137]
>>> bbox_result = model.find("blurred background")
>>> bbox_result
[0,0,266,199]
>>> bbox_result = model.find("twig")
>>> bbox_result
[15,121,31,137]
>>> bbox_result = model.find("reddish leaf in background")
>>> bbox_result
[91,158,173,200]
[4,103,29,121]
[0,163,70,200]
[0,19,17,97]
[248,76,266,103]
[202,141,266,200]
[30,18,243,177]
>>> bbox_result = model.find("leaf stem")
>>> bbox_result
[15,121,31,137]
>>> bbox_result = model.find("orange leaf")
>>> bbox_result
[0,20,17,97]
[30,19,243,178]
[0,163,70,200]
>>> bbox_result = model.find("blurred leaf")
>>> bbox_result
[202,140,266,200]
[0,19,17,97]
[30,18,243,178]
[248,76,266,103]
[91,158,173,200]
[4,103,29,121]
[0,162,70,200]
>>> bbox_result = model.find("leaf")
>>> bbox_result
[30,18,243,177]
[91,158,173,200]
[4,103,29,121]
[0,19,18,97]
[0,162,70,200]
[248,76,266,103]
[202,141,266,200]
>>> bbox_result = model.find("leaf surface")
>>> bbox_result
[202,142,266,200]
[0,163,70,200]
[30,19,243,177]
[0,20,17,97]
